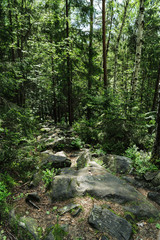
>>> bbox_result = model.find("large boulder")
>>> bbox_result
[89,205,132,240]
[148,192,160,206]
[102,154,132,174]
[41,152,71,169]
[50,165,160,219]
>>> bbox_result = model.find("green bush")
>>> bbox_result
[0,181,10,215]
[125,145,158,175]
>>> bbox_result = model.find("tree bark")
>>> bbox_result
[151,73,160,165]
[102,0,107,88]
[152,62,160,112]
[87,0,93,120]
[113,0,129,91]
[132,0,144,94]
[66,0,73,125]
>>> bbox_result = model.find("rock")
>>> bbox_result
[148,192,160,205]
[89,205,132,240]
[29,172,42,188]
[46,137,78,151]
[77,149,92,169]
[50,165,159,219]
[124,202,159,219]
[152,171,160,186]
[51,176,77,201]
[19,217,38,239]
[58,203,80,215]
[44,232,55,240]
[102,154,132,174]
[101,236,109,240]
[144,171,158,181]
[41,154,71,169]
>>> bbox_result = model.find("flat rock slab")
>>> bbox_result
[102,154,132,174]
[51,165,159,219]
[42,154,71,169]
[89,205,132,240]
[58,203,80,215]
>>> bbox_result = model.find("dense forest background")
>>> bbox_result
[1,0,160,218]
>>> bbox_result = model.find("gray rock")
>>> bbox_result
[44,232,55,240]
[89,205,132,240]
[50,166,159,219]
[144,171,158,181]
[51,175,77,201]
[77,149,92,169]
[46,137,78,150]
[29,172,42,188]
[41,154,71,169]
[148,192,160,205]
[18,217,39,240]
[124,202,159,219]
[152,171,160,186]
[102,154,132,174]
[58,203,80,215]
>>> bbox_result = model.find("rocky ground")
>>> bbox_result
[1,124,160,240]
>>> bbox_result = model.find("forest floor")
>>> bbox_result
[4,150,160,240]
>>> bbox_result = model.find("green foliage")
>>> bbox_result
[156,223,160,229]
[71,138,83,150]
[0,181,10,214]
[125,145,158,175]
[42,168,59,189]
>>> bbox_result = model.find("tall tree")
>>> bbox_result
[66,0,73,125]
[113,0,129,91]
[87,0,94,120]
[151,62,160,165]
[132,0,145,94]
[102,0,107,88]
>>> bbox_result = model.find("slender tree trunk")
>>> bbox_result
[87,0,93,120]
[113,0,129,91]
[152,62,160,112]
[66,0,73,125]
[102,0,107,88]
[8,0,15,62]
[151,67,160,165]
[132,0,144,94]
[106,0,113,63]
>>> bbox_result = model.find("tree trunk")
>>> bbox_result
[102,0,107,88]
[66,0,73,126]
[151,74,160,165]
[132,0,144,94]
[113,0,129,91]
[87,0,93,120]
[152,62,160,112]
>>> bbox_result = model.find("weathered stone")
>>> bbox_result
[89,205,132,240]
[41,154,71,169]
[44,232,55,240]
[46,137,78,151]
[144,171,159,181]
[77,149,92,169]
[18,217,38,240]
[102,154,132,174]
[51,176,77,201]
[58,203,80,215]
[29,172,42,188]
[152,171,160,186]
[50,166,160,219]
[148,192,160,206]
[124,202,159,219]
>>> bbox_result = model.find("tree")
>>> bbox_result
[102,0,107,88]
